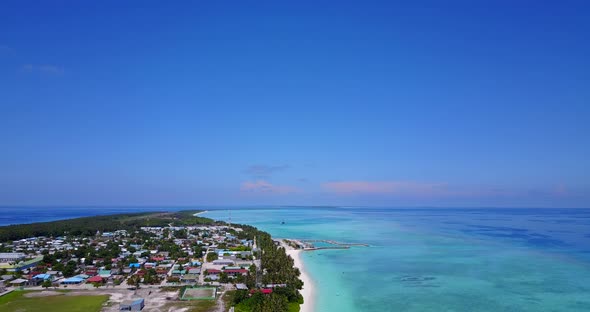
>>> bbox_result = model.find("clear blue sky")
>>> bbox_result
[1,1,589,207]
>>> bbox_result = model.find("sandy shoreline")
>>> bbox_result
[193,210,208,216]
[286,249,315,312]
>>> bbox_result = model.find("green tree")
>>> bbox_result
[127,275,141,288]
[206,252,218,262]
[63,260,77,277]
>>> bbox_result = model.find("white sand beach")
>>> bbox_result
[286,248,315,312]
[193,211,208,216]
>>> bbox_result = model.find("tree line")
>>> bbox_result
[0,211,216,242]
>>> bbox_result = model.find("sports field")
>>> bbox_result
[180,287,217,300]
[0,290,108,312]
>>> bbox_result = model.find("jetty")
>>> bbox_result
[279,238,369,251]
[302,239,370,247]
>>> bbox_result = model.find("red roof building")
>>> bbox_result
[87,276,103,283]
[224,269,248,275]
[250,289,273,295]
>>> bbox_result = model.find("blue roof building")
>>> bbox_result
[61,276,84,284]
[33,274,53,281]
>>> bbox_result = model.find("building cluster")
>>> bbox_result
[0,224,257,295]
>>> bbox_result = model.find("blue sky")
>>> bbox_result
[1,1,589,207]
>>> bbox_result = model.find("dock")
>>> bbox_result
[279,238,369,251]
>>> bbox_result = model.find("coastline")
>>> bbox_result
[286,248,315,312]
[193,210,209,216]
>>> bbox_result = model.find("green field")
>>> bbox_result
[0,291,109,312]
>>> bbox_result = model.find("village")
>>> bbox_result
[0,222,273,311]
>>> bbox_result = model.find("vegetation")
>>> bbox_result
[206,252,218,262]
[227,224,303,312]
[0,290,108,312]
[0,210,216,242]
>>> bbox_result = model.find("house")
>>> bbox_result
[250,288,273,295]
[99,270,111,278]
[85,268,98,275]
[187,268,201,274]
[143,262,156,269]
[32,274,53,281]
[212,259,234,266]
[206,269,221,275]
[235,283,248,290]
[87,275,103,283]
[171,270,186,276]
[155,267,168,275]
[265,284,287,288]
[120,298,145,311]
[129,263,140,268]
[224,269,248,276]
[10,278,29,287]
[1,275,13,282]
[180,274,199,283]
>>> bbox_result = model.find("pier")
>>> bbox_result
[301,239,370,247]
[279,238,369,251]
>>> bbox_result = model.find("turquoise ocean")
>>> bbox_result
[202,208,590,312]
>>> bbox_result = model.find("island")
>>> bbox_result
[0,211,305,312]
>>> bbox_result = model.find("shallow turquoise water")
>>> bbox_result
[203,208,590,312]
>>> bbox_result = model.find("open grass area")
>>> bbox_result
[0,291,109,312]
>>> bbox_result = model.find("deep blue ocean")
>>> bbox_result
[2,207,590,311]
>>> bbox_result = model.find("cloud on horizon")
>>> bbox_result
[322,180,449,197]
[240,180,300,194]
[244,164,289,178]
